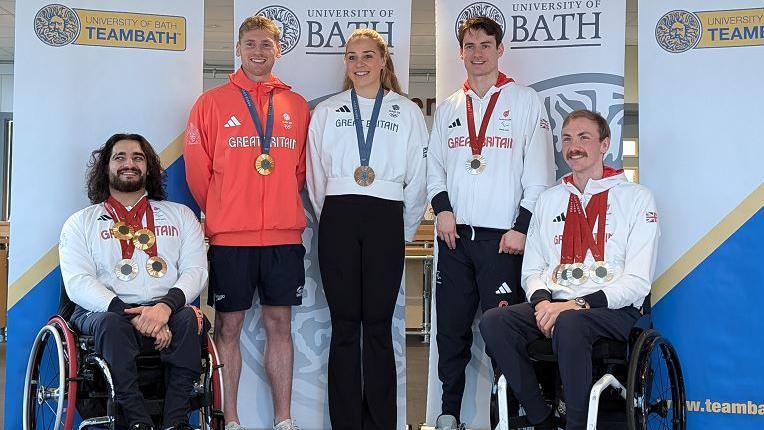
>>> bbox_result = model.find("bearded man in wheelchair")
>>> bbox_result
[56,133,209,430]
[480,110,664,430]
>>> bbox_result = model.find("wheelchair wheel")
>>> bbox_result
[627,329,686,430]
[23,319,77,430]
[200,333,224,430]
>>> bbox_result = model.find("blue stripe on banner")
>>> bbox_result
[4,266,61,430]
[653,208,764,429]
[165,155,199,217]
[3,156,198,430]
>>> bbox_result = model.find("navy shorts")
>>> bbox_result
[207,244,306,312]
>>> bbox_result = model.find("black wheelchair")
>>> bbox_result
[22,286,225,430]
[490,295,686,430]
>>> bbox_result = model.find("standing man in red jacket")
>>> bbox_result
[184,15,310,430]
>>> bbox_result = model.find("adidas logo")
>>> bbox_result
[223,116,241,128]
[495,282,512,295]
[552,212,566,223]
[336,105,351,113]
[97,214,113,221]
[448,118,462,129]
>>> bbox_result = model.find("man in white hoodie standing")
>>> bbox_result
[479,110,660,430]
[426,16,555,430]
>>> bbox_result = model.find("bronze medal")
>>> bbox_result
[354,166,376,187]
[255,153,275,175]
[115,259,138,281]
[146,256,168,278]
[132,228,156,251]
[465,154,487,175]
[111,222,134,240]
[590,261,614,284]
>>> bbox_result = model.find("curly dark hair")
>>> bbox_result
[86,133,167,204]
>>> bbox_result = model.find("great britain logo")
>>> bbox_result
[257,5,300,55]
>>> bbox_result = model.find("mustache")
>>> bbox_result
[565,149,588,159]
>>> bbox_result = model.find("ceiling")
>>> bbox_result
[0,0,639,68]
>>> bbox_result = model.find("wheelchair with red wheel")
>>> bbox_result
[490,294,686,430]
[22,285,225,430]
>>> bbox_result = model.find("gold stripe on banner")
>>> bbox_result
[160,132,184,169]
[8,132,186,310]
[8,245,59,309]
[653,184,764,304]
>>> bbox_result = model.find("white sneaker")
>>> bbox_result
[225,422,246,430]
[435,414,465,430]
[273,419,300,430]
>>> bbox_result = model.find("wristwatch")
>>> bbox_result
[574,297,589,309]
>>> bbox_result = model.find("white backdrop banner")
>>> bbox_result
[639,2,764,429]
[232,2,412,429]
[428,1,626,428]
[5,1,203,428]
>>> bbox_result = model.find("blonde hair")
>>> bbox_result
[238,15,280,44]
[342,29,402,95]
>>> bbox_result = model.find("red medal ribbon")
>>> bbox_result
[143,203,159,258]
[103,196,158,259]
[560,191,608,264]
[466,92,500,156]
[559,166,622,264]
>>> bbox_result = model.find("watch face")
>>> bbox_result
[575,298,587,307]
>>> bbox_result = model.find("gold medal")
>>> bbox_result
[465,154,486,175]
[565,263,589,285]
[590,261,614,284]
[255,153,275,175]
[146,256,168,278]
[111,222,134,240]
[115,259,138,281]
[132,228,156,251]
[553,264,571,286]
[354,166,375,187]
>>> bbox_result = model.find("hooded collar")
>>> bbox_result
[462,72,514,99]
[562,166,626,196]
[230,67,292,94]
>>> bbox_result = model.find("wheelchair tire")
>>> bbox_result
[626,329,686,430]
[23,323,70,430]
[200,333,224,430]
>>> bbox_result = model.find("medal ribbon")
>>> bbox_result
[560,191,608,264]
[351,86,385,167]
[104,196,159,259]
[240,89,274,156]
[142,203,159,258]
[465,91,501,156]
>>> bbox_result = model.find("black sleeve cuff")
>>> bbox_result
[157,288,187,313]
[107,297,128,315]
[583,290,608,308]
[511,206,533,235]
[530,289,552,308]
[431,191,453,215]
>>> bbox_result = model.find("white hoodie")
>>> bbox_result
[307,89,428,241]
[522,171,660,309]
[426,74,555,230]
[59,200,208,312]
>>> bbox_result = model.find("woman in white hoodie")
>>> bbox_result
[307,28,428,430]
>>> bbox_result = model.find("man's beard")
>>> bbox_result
[109,169,146,193]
